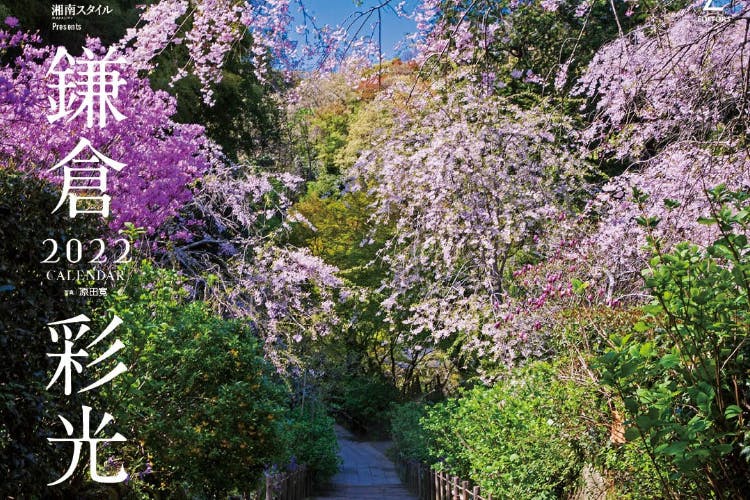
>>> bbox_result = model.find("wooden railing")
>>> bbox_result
[398,458,493,500]
[247,465,312,500]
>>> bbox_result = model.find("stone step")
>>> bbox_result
[310,484,415,499]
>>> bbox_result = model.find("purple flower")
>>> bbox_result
[4,16,19,27]
[137,462,153,480]
[540,0,560,12]
[219,241,238,256]
[481,71,496,93]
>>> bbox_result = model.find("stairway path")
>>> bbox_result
[310,425,415,500]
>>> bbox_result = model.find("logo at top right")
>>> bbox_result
[702,0,745,15]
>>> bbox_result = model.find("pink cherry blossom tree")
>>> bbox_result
[353,78,592,369]
[159,162,344,373]
[578,5,750,290]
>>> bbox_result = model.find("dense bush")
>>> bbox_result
[0,169,104,497]
[392,356,668,498]
[100,261,291,497]
[328,374,400,436]
[284,403,340,485]
[390,401,432,463]
[420,362,592,499]
[598,187,750,498]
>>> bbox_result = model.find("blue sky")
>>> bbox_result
[290,0,419,59]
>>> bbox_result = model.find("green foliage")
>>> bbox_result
[283,402,340,485]
[288,79,359,177]
[392,359,666,499]
[597,186,750,498]
[390,402,432,463]
[101,261,289,496]
[288,177,430,415]
[288,59,402,178]
[336,98,394,171]
[421,362,592,499]
[147,22,282,163]
[328,374,400,436]
[0,169,104,497]
[289,175,389,286]
[554,308,678,499]
[167,64,281,164]
[309,104,353,175]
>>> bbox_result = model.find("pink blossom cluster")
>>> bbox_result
[238,0,297,82]
[0,27,214,234]
[577,6,750,286]
[118,0,394,101]
[411,0,503,65]
[241,245,343,373]
[184,0,246,104]
[116,0,295,101]
[584,144,750,280]
[576,8,750,158]
[165,162,345,374]
[353,79,591,367]
[117,0,188,73]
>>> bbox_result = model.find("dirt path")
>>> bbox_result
[310,425,415,499]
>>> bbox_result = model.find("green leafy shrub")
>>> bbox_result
[421,362,593,499]
[101,261,289,497]
[597,186,750,498]
[392,360,665,499]
[284,403,340,485]
[390,401,432,463]
[0,170,104,497]
[554,308,673,499]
